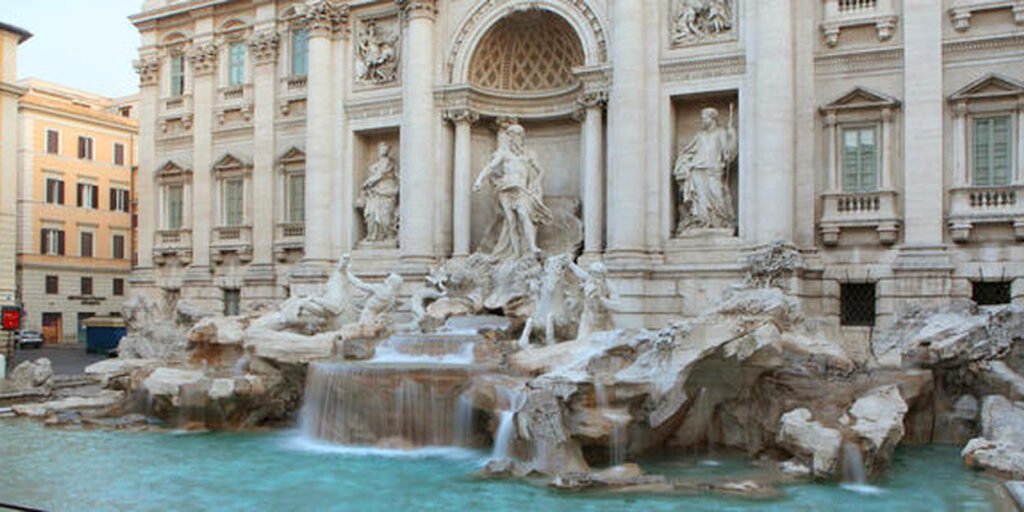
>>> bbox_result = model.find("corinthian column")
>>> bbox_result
[446,109,478,259]
[249,30,279,272]
[606,1,647,260]
[134,54,160,272]
[187,40,217,276]
[397,0,438,264]
[577,92,607,257]
[301,1,344,266]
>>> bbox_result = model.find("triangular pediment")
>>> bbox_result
[278,146,306,164]
[211,152,252,172]
[950,74,1024,101]
[823,87,900,112]
[157,160,190,176]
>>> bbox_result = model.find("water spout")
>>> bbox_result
[594,381,626,466]
[491,410,515,460]
[840,441,884,495]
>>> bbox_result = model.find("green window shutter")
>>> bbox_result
[289,175,305,223]
[292,30,309,76]
[229,43,246,86]
[225,180,243,226]
[841,127,877,192]
[991,115,1011,186]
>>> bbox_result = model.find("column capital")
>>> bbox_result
[574,92,606,122]
[823,111,837,127]
[134,54,161,87]
[396,0,437,21]
[880,107,893,123]
[188,42,218,76]
[444,108,479,125]
[249,30,280,65]
[304,0,349,38]
[952,101,968,118]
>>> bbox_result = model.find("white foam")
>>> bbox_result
[282,433,484,461]
[840,483,886,496]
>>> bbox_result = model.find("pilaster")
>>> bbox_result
[134,53,161,274]
[446,108,478,259]
[188,40,217,278]
[247,28,279,285]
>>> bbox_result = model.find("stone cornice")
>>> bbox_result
[813,47,903,76]
[18,101,138,132]
[249,30,280,64]
[659,53,745,83]
[0,81,28,98]
[943,33,1024,63]
[129,0,229,25]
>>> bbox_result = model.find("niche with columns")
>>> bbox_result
[353,128,401,248]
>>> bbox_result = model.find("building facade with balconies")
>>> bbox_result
[16,79,138,343]
[130,0,1024,354]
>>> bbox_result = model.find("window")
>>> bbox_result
[228,42,246,86]
[842,126,877,192]
[166,185,184,229]
[112,234,126,259]
[170,53,185,96]
[224,289,240,316]
[840,283,876,326]
[80,277,93,296]
[292,29,309,76]
[77,136,93,160]
[40,229,65,255]
[80,231,94,258]
[77,183,99,209]
[45,178,64,204]
[110,188,130,212]
[224,178,244,226]
[113,142,125,166]
[112,278,124,297]
[972,281,1011,306]
[45,275,59,295]
[46,129,60,155]
[973,115,1012,187]
[287,174,305,222]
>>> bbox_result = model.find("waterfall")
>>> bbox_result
[594,381,626,466]
[840,440,884,495]
[300,362,477,447]
[491,410,515,460]
[454,392,476,446]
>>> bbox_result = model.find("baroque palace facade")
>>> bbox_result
[130,0,1024,350]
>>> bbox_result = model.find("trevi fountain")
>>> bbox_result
[4,0,1024,509]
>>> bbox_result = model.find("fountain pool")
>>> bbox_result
[0,419,1009,511]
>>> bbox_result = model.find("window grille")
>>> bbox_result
[840,282,876,326]
[972,281,1011,306]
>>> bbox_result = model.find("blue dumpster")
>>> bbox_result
[83,317,127,355]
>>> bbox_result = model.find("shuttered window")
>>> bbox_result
[77,183,99,209]
[841,126,877,192]
[40,229,65,256]
[110,188,130,212]
[166,185,183,230]
[292,29,309,76]
[112,234,125,259]
[46,129,60,155]
[288,174,305,223]
[113,278,124,296]
[224,179,244,226]
[77,136,93,160]
[45,178,64,204]
[228,43,246,86]
[80,277,93,296]
[80,231,93,258]
[973,115,1012,187]
[113,142,125,166]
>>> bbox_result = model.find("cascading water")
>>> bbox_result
[594,381,627,466]
[491,410,515,459]
[840,440,884,495]
[299,332,487,448]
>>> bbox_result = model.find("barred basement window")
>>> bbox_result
[224,289,241,316]
[840,282,876,326]
[972,281,1011,306]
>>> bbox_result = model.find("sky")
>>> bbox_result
[3,0,142,98]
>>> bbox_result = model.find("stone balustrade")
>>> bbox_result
[949,184,1024,242]
[211,225,253,263]
[819,189,901,245]
[821,0,898,46]
[153,228,192,265]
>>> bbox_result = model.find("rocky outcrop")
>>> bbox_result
[962,395,1024,478]
[1,358,54,394]
[776,408,842,476]
[847,385,908,472]
[12,390,123,417]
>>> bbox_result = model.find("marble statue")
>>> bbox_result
[569,261,618,341]
[247,257,358,335]
[474,124,553,259]
[532,254,581,345]
[672,105,738,234]
[357,142,399,244]
[343,254,403,328]
[355,20,398,85]
[673,0,734,44]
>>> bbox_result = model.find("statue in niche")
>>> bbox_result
[474,124,553,259]
[355,20,398,85]
[673,105,738,235]
[673,0,734,44]
[357,142,399,244]
[569,261,619,341]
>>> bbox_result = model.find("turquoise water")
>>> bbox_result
[0,420,1005,512]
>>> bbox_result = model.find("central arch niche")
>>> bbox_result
[468,10,584,93]
[463,10,588,254]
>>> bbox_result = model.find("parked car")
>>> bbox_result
[15,330,44,349]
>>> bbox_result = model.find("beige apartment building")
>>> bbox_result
[130,0,1023,355]
[0,22,31,310]
[16,79,138,343]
